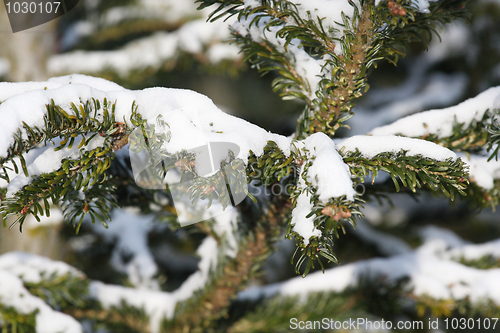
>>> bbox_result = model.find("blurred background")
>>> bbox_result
[1,0,500,332]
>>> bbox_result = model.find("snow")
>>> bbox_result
[290,184,322,246]
[419,225,470,249]
[0,74,291,198]
[207,44,242,64]
[90,236,219,333]
[0,81,62,102]
[446,238,500,261]
[232,14,326,98]
[49,17,240,76]
[211,208,240,258]
[425,21,472,63]
[354,220,412,255]
[340,135,457,160]
[289,0,359,33]
[58,0,210,51]
[303,133,356,201]
[0,252,83,284]
[88,208,159,289]
[349,21,471,136]
[47,74,126,91]
[243,0,261,8]
[90,281,175,333]
[0,253,84,333]
[459,153,500,190]
[290,133,357,245]
[101,0,201,26]
[5,136,105,198]
[239,227,500,307]
[370,86,500,138]
[411,0,440,14]
[0,237,221,333]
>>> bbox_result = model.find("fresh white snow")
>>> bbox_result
[0,74,292,199]
[459,153,500,190]
[370,86,500,138]
[304,133,356,201]
[290,133,357,245]
[0,253,84,333]
[340,135,457,160]
[239,227,500,306]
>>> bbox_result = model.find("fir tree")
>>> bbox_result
[1,1,500,332]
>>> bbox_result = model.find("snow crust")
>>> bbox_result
[370,86,500,138]
[58,0,205,50]
[340,135,457,160]
[0,252,83,284]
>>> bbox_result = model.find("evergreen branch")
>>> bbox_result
[287,188,364,277]
[0,98,139,231]
[229,275,500,333]
[164,200,290,332]
[231,26,312,103]
[341,149,468,200]
[228,276,410,333]
[380,109,499,160]
[487,111,500,161]
[0,305,37,333]
[414,111,493,154]
[456,254,500,270]
[228,291,362,333]
[196,0,244,22]
[4,262,150,332]
[201,1,470,140]
[296,4,373,138]
[465,180,500,210]
[246,141,297,187]
[65,300,149,333]
[371,0,470,65]
[0,98,121,174]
